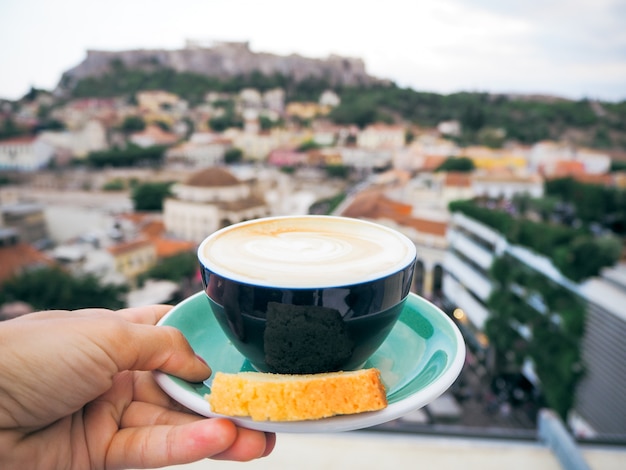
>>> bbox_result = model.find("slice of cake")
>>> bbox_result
[207,368,387,421]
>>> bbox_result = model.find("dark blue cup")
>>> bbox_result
[198,215,416,374]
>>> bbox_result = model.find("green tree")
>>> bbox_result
[224,147,243,164]
[329,98,381,128]
[131,181,174,211]
[102,178,126,191]
[208,112,242,132]
[138,252,197,284]
[449,198,621,281]
[259,115,281,130]
[309,192,346,215]
[0,117,23,139]
[153,120,171,131]
[553,234,622,281]
[325,164,349,179]
[120,115,146,133]
[0,266,128,310]
[477,127,506,148]
[436,156,475,172]
[485,257,585,419]
[86,145,167,168]
[297,139,321,151]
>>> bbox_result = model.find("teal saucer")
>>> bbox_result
[153,292,465,433]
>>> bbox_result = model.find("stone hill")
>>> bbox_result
[57,41,384,93]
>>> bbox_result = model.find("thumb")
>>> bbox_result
[111,321,211,383]
[110,304,211,382]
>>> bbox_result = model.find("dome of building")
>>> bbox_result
[185,167,240,187]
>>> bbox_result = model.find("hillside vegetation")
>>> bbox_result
[66,62,626,150]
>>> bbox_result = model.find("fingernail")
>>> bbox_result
[196,354,209,366]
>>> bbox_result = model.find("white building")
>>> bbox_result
[339,146,392,170]
[319,89,341,107]
[163,167,269,242]
[443,212,503,330]
[166,135,231,167]
[39,119,108,158]
[0,135,55,171]
[357,123,406,150]
[471,171,544,199]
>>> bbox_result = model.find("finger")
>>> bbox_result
[110,322,211,383]
[211,425,274,461]
[115,304,173,326]
[131,372,188,410]
[262,432,277,457]
[120,401,200,428]
[106,418,255,468]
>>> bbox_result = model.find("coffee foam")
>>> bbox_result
[199,216,416,288]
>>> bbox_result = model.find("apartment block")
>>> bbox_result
[443,211,626,436]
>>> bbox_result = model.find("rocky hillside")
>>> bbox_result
[57,41,383,94]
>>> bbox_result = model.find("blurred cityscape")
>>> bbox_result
[1,42,625,468]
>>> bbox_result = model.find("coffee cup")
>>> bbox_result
[198,215,416,374]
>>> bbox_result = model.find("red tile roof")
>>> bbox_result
[341,190,447,237]
[0,135,37,145]
[0,243,56,284]
[107,238,153,256]
[444,172,473,187]
[186,167,240,187]
[422,155,447,171]
[137,218,196,258]
[152,237,196,258]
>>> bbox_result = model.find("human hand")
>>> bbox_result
[0,305,275,469]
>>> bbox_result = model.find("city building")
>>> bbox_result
[575,263,626,436]
[129,124,179,148]
[136,90,188,125]
[340,187,448,300]
[394,134,460,171]
[285,102,329,120]
[0,135,56,171]
[463,145,529,172]
[0,228,55,284]
[0,202,48,245]
[442,210,626,436]
[39,119,108,159]
[357,123,406,150]
[227,128,290,161]
[166,134,232,167]
[163,167,269,242]
[339,146,393,171]
[471,171,544,199]
[404,172,474,217]
[107,238,157,283]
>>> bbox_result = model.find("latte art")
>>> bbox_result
[245,235,354,263]
[199,216,416,288]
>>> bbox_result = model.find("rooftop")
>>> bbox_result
[0,242,55,283]
[341,189,447,237]
[185,167,240,187]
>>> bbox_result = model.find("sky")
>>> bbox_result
[1,0,625,102]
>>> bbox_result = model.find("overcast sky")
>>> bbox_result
[1,0,625,102]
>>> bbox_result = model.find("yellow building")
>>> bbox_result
[136,90,181,113]
[462,146,528,171]
[107,238,157,282]
[285,102,330,120]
